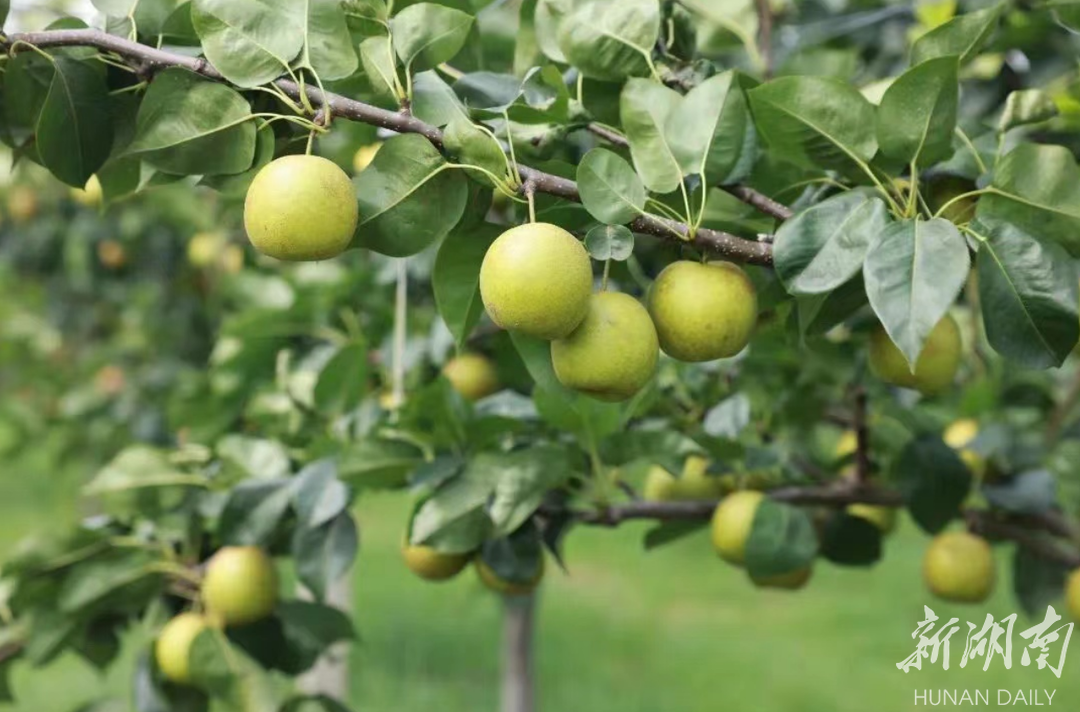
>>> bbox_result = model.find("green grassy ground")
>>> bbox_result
[2,483,1076,711]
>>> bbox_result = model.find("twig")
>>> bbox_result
[4,29,775,266]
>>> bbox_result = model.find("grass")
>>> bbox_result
[1,480,1077,711]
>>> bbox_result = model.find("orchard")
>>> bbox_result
[3,0,1080,710]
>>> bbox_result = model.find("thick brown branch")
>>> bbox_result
[4,29,774,266]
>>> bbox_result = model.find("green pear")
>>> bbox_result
[155,612,208,684]
[869,314,961,395]
[648,261,758,362]
[551,291,658,401]
[244,155,358,261]
[479,222,593,340]
[201,547,278,626]
[442,353,500,401]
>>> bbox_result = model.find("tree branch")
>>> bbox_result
[4,29,775,266]
[540,483,1080,569]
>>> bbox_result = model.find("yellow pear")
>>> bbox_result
[944,418,986,477]
[642,465,680,501]
[187,231,224,267]
[352,143,381,173]
[202,547,278,626]
[96,240,127,270]
[647,261,758,362]
[403,543,470,581]
[710,491,765,566]
[71,175,103,207]
[869,315,961,395]
[244,155,358,261]
[847,504,897,534]
[1066,569,1080,620]
[835,430,857,460]
[442,353,500,401]
[750,566,813,590]
[923,531,995,603]
[678,455,722,500]
[7,186,38,223]
[479,222,593,339]
[551,291,658,401]
[155,612,208,685]
[476,557,545,596]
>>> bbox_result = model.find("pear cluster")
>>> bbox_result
[709,491,813,590]
[479,222,759,402]
[155,547,278,685]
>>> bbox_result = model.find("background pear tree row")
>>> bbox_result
[4,0,1080,710]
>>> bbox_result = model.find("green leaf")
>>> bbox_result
[293,460,350,529]
[983,469,1057,515]
[748,75,877,175]
[703,393,750,439]
[352,133,469,257]
[275,600,354,669]
[188,629,276,708]
[978,143,1080,256]
[337,438,423,489]
[58,553,160,613]
[313,342,368,414]
[534,0,568,63]
[297,0,359,80]
[556,0,659,81]
[410,465,496,550]
[359,35,400,100]
[864,218,970,367]
[584,225,635,262]
[0,0,8,26]
[390,3,474,71]
[911,5,1002,66]
[619,78,683,194]
[412,70,468,127]
[486,446,575,536]
[1013,547,1069,618]
[293,511,358,601]
[217,435,292,479]
[974,218,1079,369]
[219,479,294,546]
[577,148,646,225]
[820,513,882,567]
[773,191,888,296]
[794,275,867,338]
[877,56,958,167]
[478,524,544,584]
[667,71,755,185]
[127,68,256,176]
[744,500,818,578]
[433,222,501,348]
[452,67,569,124]
[895,435,971,534]
[443,118,508,184]
[36,58,113,188]
[91,0,138,15]
[191,0,304,87]
[998,89,1058,133]
[509,331,566,394]
[514,0,541,75]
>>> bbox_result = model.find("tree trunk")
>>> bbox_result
[297,576,353,702]
[500,593,536,712]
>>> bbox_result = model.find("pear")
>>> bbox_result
[442,353,500,401]
[403,544,470,581]
[869,314,961,395]
[648,261,758,362]
[923,531,995,603]
[479,222,593,340]
[710,491,765,566]
[244,155,358,261]
[551,291,658,401]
